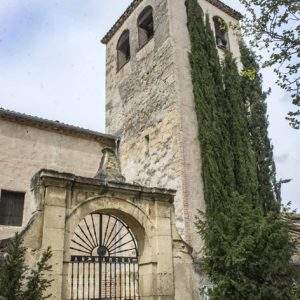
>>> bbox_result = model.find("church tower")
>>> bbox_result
[102,0,242,254]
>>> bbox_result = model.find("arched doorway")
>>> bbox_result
[68,213,139,300]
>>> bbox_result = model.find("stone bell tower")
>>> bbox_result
[102,0,242,253]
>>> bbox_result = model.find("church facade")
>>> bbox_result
[1,0,298,299]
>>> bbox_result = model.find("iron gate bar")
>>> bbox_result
[76,262,79,300]
[108,232,130,252]
[74,232,93,251]
[104,218,118,247]
[69,213,139,300]
[71,263,74,299]
[114,262,117,300]
[83,261,85,298]
[94,262,96,298]
[85,218,97,248]
[88,262,90,300]
[99,214,103,248]
[71,256,138,264]
[91,214,98,246]
[103,215,111,246]
[106,224,125,249]
[124,263,127,300]
[99,259,101,300]
[79,223,95,250]
[105,260,107,298]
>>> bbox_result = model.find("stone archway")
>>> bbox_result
[26,170,177,300]
[63,196,160,300]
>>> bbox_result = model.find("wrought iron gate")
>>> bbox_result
[69,213,139,300]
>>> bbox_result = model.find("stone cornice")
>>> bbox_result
[0,108,117,146]
[101,0,243,44]
[206,0,243,20]
[35,169,176,203]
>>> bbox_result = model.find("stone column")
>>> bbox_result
[41,183,67,300]
[154,201,175,299]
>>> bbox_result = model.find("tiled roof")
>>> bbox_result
[0,108,116,146]
[101,0,243,44]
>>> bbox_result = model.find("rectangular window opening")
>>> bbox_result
[0,190,25,227]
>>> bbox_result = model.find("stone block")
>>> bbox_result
[157,272,175,296]
[42,228,65,251]
[45,186,67,207]
[139,273,158,297]
[44,206,66,229]
[156,218,172,236]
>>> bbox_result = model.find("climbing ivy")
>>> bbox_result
[186,0,296,298]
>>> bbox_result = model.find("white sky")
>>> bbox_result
[0,0,299,210]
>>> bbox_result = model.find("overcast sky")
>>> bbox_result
[0,0,299,210]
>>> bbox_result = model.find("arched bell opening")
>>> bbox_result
[67,212,141,300]
[213,16,230,50]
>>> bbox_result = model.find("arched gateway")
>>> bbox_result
[69,213,139,299]
[14,162,299,299]
[19,167,196,299]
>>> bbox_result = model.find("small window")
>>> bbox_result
[117,30,130,71]
[213,16,229,50]
[0,190,25,227]
[138,6,154,49]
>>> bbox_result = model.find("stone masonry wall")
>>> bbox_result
[105,0,242,252]
[0,119,111,239]
[105,0,189,240]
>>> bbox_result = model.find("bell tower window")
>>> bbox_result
[117,30,130,71]
[138,6,154,49]
[213,16,229,50]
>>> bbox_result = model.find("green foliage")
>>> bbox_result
[204,15,235,199]
[241,68,257,81]
[0,234,26,300]
[239,0,300,129]
[22,248,53,300]
[214,16,228,33]
[0,234,53,300]
[240,42,280,213]
[187,0,228,215]
[186,0,297,298]
[222,52,259,205]
[197,197,296,299]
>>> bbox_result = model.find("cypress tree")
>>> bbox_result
[204,15,235,197]
[23,248,53,300]
[239,41,279,213]
[186,0,296,298]
[197,196,296,299]
[186,0,227,214]
[0,233,26,300]
[0,235,53,300]
[222,52,259,205]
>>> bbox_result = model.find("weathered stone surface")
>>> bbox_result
[95,148,125,182]
[20,170,181,299]
[0,1,248,299]
[0,118,113,239]
[105,1,242,298]
[105,0,242,249]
